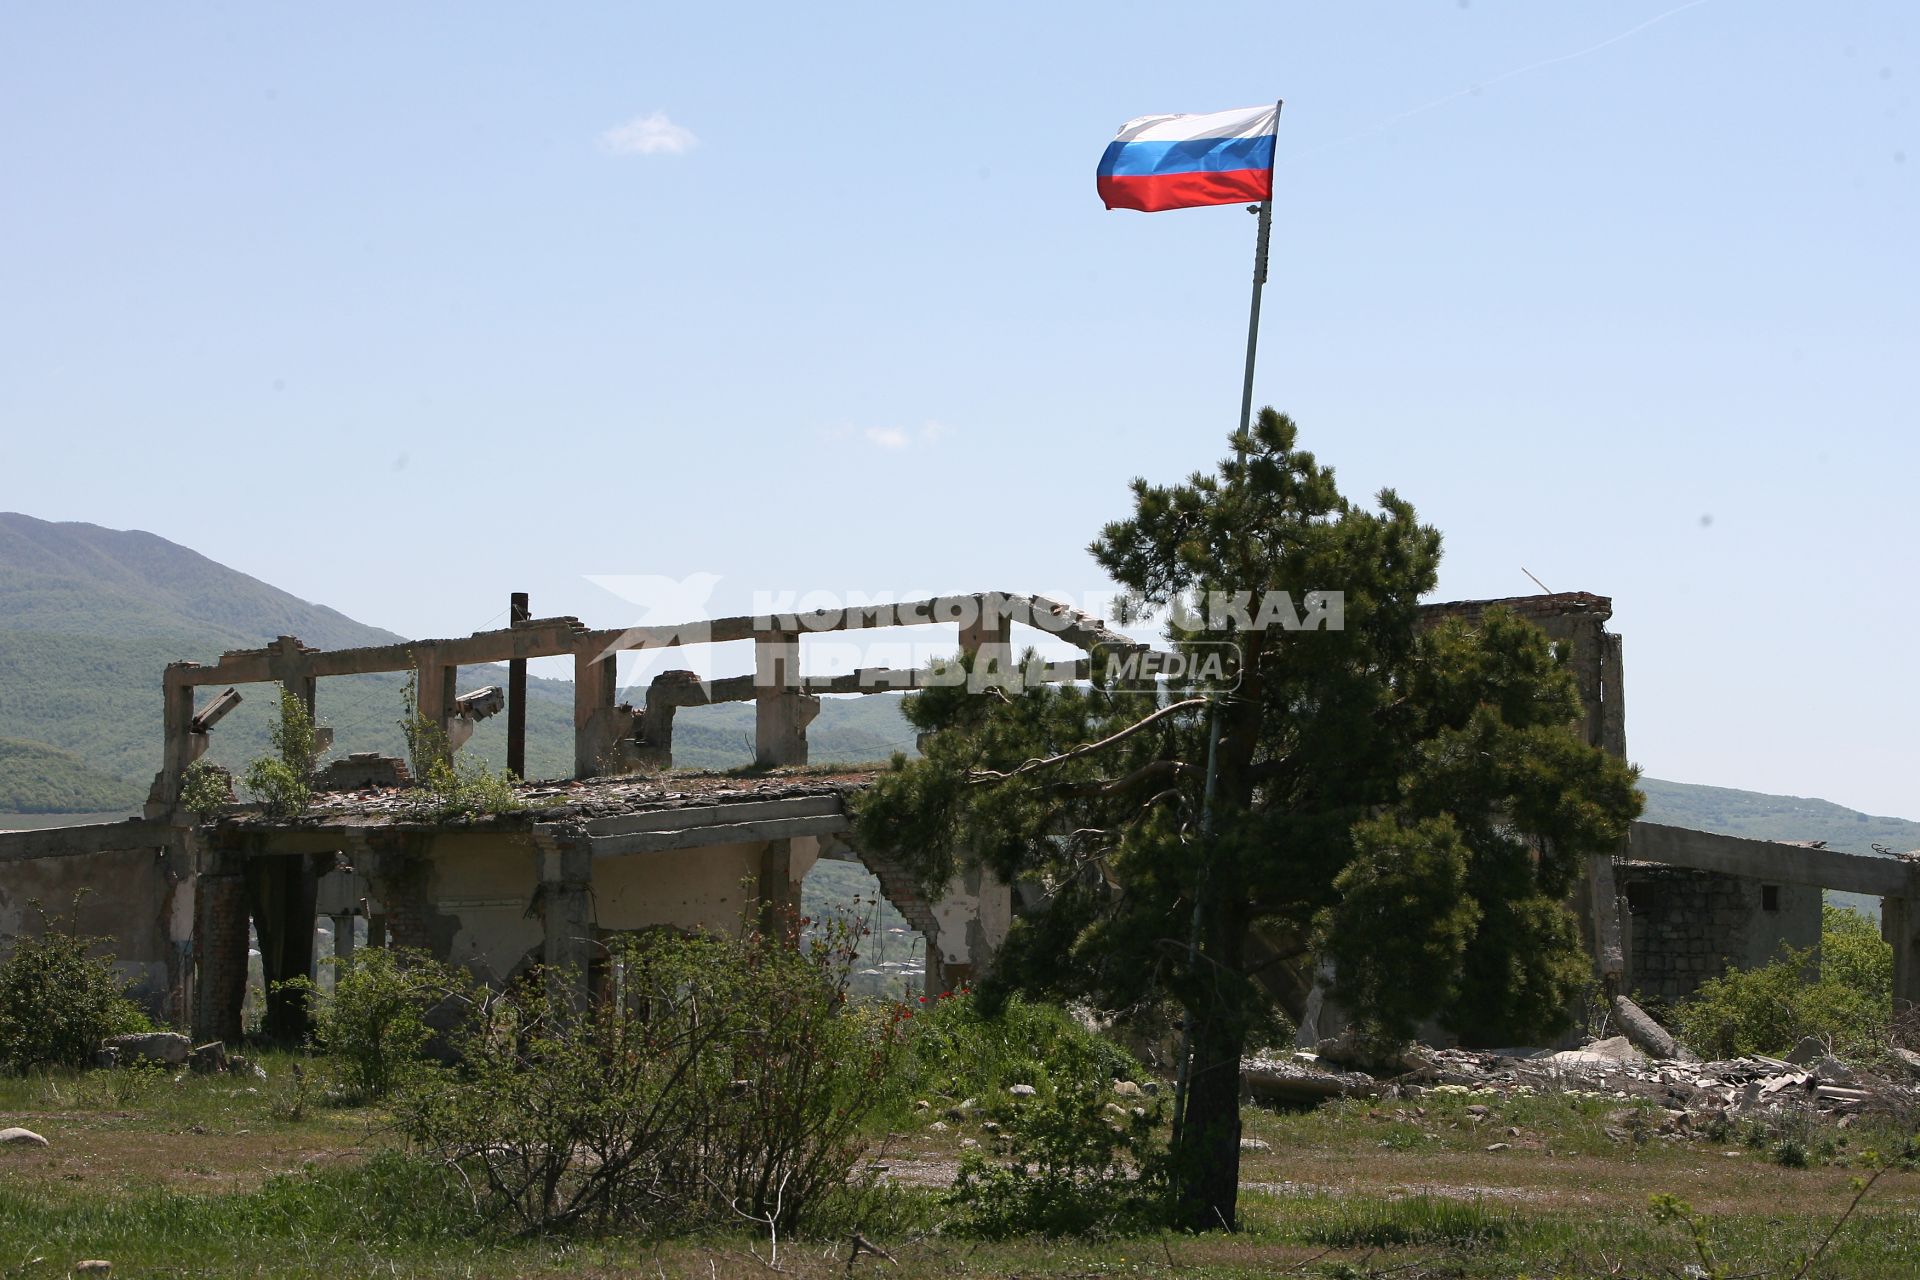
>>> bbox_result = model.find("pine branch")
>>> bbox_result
[1046,759,1193,797]
[968,698,1207,784]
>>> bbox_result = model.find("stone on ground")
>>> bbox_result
[101,1032,190,1066]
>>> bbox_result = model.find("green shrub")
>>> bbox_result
[412,754,524,821]
[949,1076,1166,1238]
[1668,906,1893,1061]
[398,671,524,820]
[886,990,1142,1118]
[395,925,903,1237]
[179,761,234,820]
[293,948,473,1099]
[242,690,320,818]
[0,901,149,1072]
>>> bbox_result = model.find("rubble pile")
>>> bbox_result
[1247,1028,1920,1123]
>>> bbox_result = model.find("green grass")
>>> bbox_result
[1287,1193,1513,1248]
[3,1051,1918,1278]
[0,1154,476,1274]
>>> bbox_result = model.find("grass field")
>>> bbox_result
[3,1056,1918,1278]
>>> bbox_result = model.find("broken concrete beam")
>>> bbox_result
[1629,822,1909,897]
[1613,993,1695,1061]
[453,685,505,719]
[1241,1057,1379,1104]
[189,686,243,733]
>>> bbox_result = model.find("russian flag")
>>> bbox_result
[1097,104,1278,213]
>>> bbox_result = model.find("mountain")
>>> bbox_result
[0,511,393,649]
[0,512,579,790]
[1635,778,1920,855]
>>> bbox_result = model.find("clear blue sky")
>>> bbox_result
[2,3,1914,817]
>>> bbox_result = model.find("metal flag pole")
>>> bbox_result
[1235,100,1283,467]
[1172,97,1283,1156]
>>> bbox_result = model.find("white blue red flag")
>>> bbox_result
[1097,104,1278,213]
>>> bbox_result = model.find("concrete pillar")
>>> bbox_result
[755,629,817,767]
[1599,632,1627,760]
[1580,852,1626,997]
[367,915,387,949]
[539,839,593,1011]
[331,914,356,966]
[573,648,620,778]
[958,592,1015,690]
[415,652,457,772]
[1575,617,1607,751]
[283,674,317,721]
[1887,859,1920,1012]
[1589,628,1629,994]
[757,837,799,935]
[151,670,201,817]
[640,671,702,769]
[264,636,322,759]
[162,832,197,1030]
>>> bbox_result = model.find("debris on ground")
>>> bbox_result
[1244,1029,1920,1122]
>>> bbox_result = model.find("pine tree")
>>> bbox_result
[856,410,1642,1230]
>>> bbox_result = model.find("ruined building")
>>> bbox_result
[2,590,1915,1044]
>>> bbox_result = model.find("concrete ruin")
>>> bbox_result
[2,589,1916,1045]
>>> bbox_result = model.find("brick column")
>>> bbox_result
[246,853,322,1044]
[192,854,250,1045]
[368,837,436,953]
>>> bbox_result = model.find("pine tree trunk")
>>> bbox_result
[1173,1009,1247,1231]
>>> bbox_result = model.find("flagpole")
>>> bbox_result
[1172,96,1283,1161]
[1234,100,1282,467]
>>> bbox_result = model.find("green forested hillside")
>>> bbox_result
[0,738,143,813]
[0,512,388,647]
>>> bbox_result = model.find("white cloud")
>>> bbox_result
[861,421,949,452]
[599,112,698,157]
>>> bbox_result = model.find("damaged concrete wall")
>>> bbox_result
[928,864,1012,992]
[596,837,823,935]
[0,845,181,1018]
[403,833,833,988]
[1622,864,1822,1006]
[419,835,546,985]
